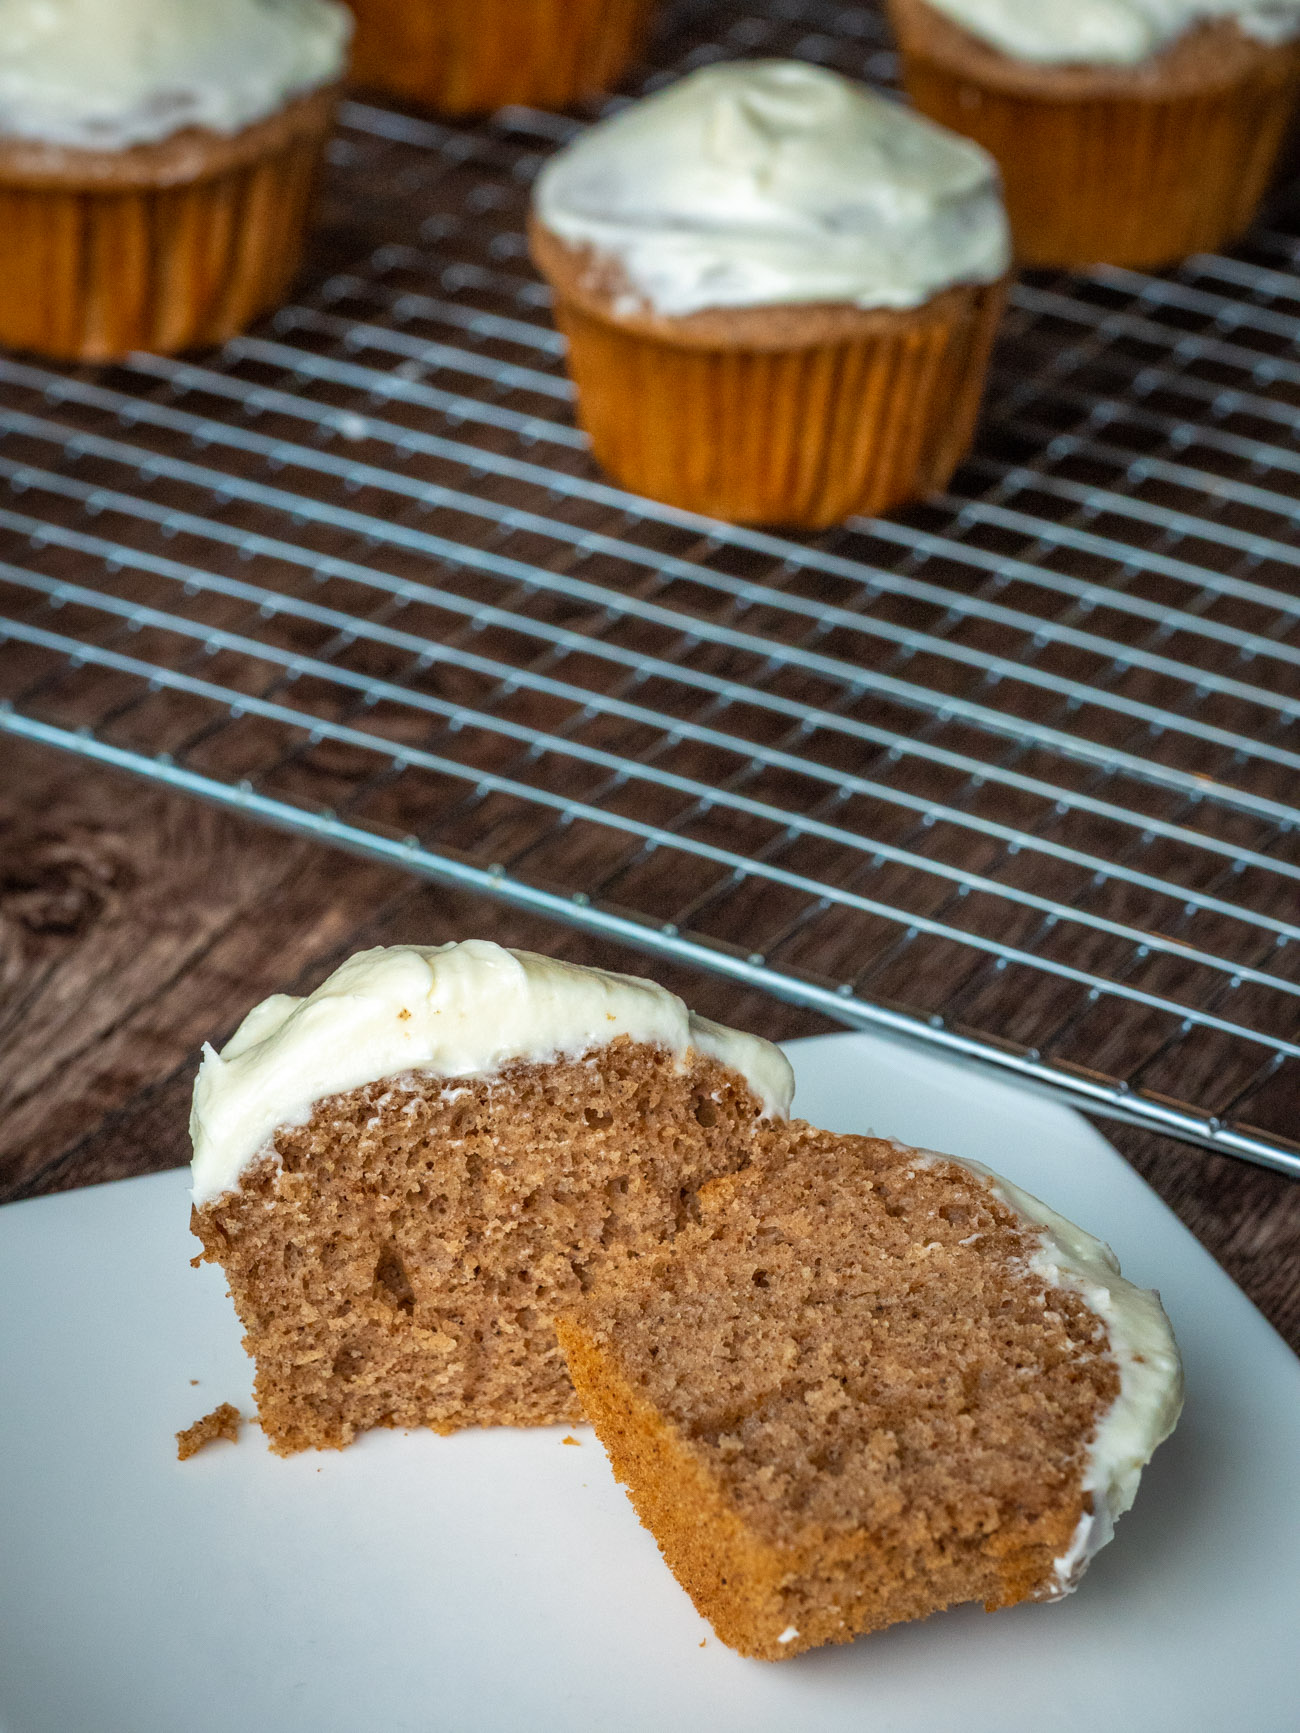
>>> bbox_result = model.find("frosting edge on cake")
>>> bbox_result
[189,941,795,1206]
[532,59,1010,317]
[0,0,351,151]
[918,1149,1184,1593]
[917,0,1300,67]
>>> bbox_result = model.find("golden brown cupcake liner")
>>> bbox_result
[549,281,1008,530]
[345,0,654,116]
[894,23,1300,268]
[0,87,336,363]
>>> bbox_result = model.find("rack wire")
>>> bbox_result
[3,0,1300,1178]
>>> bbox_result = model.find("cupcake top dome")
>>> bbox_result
[0,0,350,150]
[533,60,1010,318]
[920,0,1300,65]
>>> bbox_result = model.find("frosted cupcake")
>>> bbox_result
[343,0,656,116]
[889,0,1300,268]
[0,0,351,362]
[529,60,1011,530]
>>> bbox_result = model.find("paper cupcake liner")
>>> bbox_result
[896,45,1300,269]
[345,0,654,115]
[0,94,334,363]
[550,283,1007,530]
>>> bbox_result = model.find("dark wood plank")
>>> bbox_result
[0,735,410,1196]
[0,735,836,1197]
[3,735,1297,1353]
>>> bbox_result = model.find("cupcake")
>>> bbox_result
[0,0,351,362]
[888,0,1300,268]
[343,0,656,116]
[529,60,1011,530]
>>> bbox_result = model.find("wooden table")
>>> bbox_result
[3,730,1297,1350]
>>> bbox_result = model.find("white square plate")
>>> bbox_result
[2,1031,1297,1733]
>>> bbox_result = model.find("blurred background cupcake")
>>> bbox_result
[0,0,351,363]
[889,0,1300,268]
[529,60,1011,530]
[343,0,656,116]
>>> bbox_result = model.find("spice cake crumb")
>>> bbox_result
[186,941,1180,1658]
[192,1044,779,1453]
[177,1402,242,1461]
[557,1127,1180,1660]
[189,942,792,1456]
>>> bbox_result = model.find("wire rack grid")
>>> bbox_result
[3,0,1300,1178]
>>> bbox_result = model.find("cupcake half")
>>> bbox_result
[0,0,351,362]
[889,0,1300,268]
[343,0,656,117]
[529,60,1011,530]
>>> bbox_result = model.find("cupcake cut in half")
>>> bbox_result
[889,0,1300,267]
[342,0,657,117]
[0,0,351,361]
[189,940,1181,1660]
[557,1126,1183,1660]
[529,60,1012,529]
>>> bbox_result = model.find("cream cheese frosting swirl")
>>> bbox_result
[532,59,1010,317]
[0,0,351,150]
[189,941,795,1205]
[919,0,1300,65]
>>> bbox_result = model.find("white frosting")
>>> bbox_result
[532,59,1010,317]
[922,1152,1183,1592]
[920,0,1300,66]
[189,941,795,1206]
[0,0,351,150]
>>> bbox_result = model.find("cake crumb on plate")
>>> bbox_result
[177,1403,241,1461]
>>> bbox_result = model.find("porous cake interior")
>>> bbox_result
[191,1039,765,1454]
[557,1129,1120,1660]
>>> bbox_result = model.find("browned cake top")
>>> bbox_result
[0,85,338,192]
[528,217,996,351]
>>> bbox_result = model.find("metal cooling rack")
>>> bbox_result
[4,0,1300,1178]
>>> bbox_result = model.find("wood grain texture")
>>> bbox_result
[0,734,408,1196]
[2,735,1296,1352]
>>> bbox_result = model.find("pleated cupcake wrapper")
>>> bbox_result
[346,0,654,115]
[899,51,1300,269]
[0,123,329,363]
[552,283,1007,531]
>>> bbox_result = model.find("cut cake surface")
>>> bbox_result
[188,941,792,1454]
[557,1127,1178,1660]
[192,1042,770,1453]
[187,941,1180,1658]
